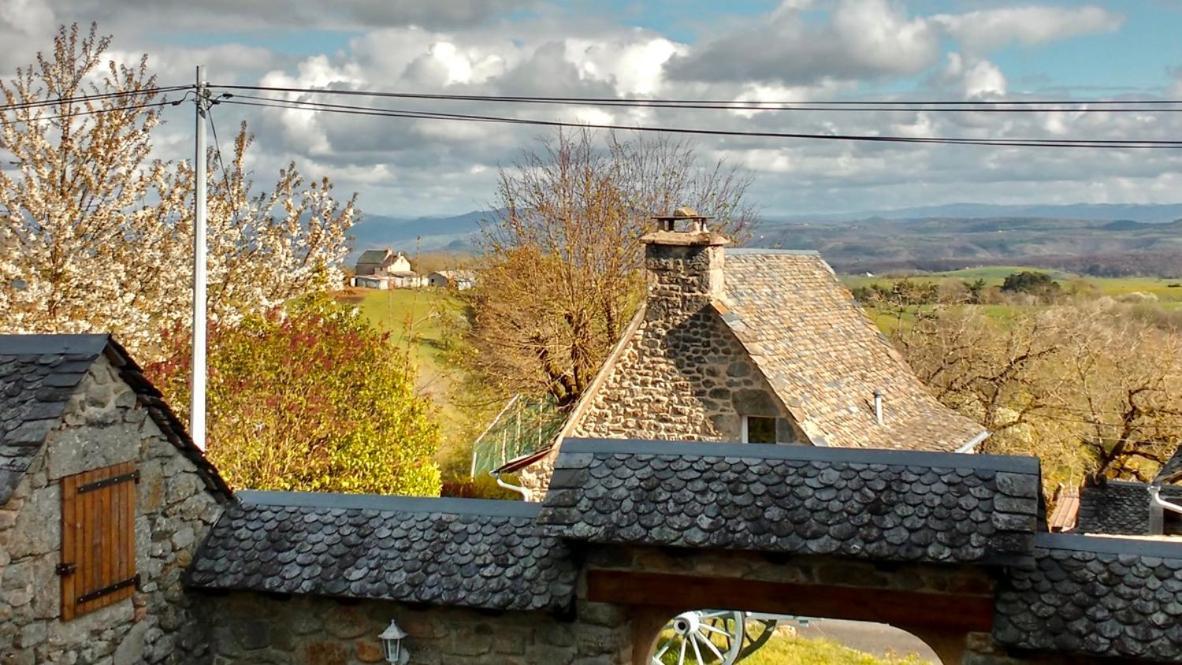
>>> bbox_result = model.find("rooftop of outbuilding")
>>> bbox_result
[536,437,1041,565]
[0,334,230,505]
[186,491,578,613]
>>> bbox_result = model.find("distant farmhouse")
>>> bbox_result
[351,248,424,289]
[355,248,410,276]
[502,208,986,495]
[427,269,476,290]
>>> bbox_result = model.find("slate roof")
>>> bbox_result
[0,334,229,505]
[1157,446,1182,484]
[719,250,987,452]
[356,249,392,265]
[994,533,1182,662]
[1077,480,1182,536]
[186,491,578,613]
[537,438,1041,564]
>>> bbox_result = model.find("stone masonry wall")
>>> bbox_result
[520,240,803,497]
[197,592,634,665]
[574,242,801,443]
[0,356,223,664]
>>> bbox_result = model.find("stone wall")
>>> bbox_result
[197,592,633,665]
[0,356,223,664]
[518,238,803,497]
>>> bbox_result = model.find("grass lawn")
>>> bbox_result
[655,631,928,665]
[741,634,928,665]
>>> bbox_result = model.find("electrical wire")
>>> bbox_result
[0,86,190,114]
[206,103,234,193]
[218,93,1182,149]
[211,83,1182,113]
[1,97,187,124]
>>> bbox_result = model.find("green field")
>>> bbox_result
[654,631,927,665]
[337,287,473,472]
[742,635,927,665]
[844,267,1182,306]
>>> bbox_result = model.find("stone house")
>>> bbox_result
[354,249,411,277]
[0,334,231,664]
[4,333,1182,664]
[512,209,986,495]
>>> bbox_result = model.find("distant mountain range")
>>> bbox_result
[348,210,490,259]
[773,203,1182,225]
[347,203,1182,276]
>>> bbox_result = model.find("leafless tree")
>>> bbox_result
[463,129,756,407]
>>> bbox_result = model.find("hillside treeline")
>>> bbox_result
[894,301,1182,490]
[835,250,1182,279]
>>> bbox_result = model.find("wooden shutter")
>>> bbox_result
[59,461,139,620]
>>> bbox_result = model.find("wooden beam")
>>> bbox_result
[586,569,994,632]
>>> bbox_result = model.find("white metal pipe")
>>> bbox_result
[1150,485,1182,515]
[873,389,884,426]
[492,471,530,500]
[191,65,208,451]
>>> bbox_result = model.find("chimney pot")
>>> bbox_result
[641,206,729,306]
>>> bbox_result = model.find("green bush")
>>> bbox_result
[148,294,442,495]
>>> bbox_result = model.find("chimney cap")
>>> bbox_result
[654,206,709,221]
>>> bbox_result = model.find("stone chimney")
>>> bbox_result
[640,207,729,320]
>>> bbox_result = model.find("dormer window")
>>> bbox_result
[742,416,778,444]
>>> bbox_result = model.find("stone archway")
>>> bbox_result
[578,551,995,665]
[632,606,948,665]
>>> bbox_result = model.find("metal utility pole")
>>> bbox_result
[191,65,208,451]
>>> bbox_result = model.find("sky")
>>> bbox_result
[3,0,1182,218]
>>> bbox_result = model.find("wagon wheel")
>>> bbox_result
[651,610,745,665]
[736,616,778,660]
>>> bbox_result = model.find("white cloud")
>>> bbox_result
[933,6,1123,54]
[4,0,1179,218]
[941,53,1007,99]
[43,0,535,31]
[667,0,939,85]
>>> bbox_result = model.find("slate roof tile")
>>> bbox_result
[994,533,1182,662]
[1157,446,1182,484]
[536,438,1040,564]
[1077,480,1182,536]
[720,250,987,452]
[0,334,231,505]
[186,491,578,613]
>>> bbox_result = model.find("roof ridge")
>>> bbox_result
[1033,532,1182,558]
[561,437,1038,473]
[726,248,822,256]
[236,489,541,517]
[0,333,110,356]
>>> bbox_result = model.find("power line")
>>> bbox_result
[218,93,1182,149]
[206,105,234,193]
[211,83,1182,113]
[0,86,190,114]
[2,97,187,124]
